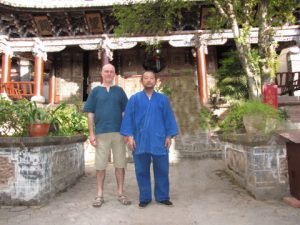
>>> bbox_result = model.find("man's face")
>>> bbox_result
[101,64,115,84]
[141,72,156,89]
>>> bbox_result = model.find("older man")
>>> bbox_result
[84,63,131,207]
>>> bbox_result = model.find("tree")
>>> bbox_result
[113,0,299,99]
[215,50,249,100]
[113,0,192,36]
[211,0,298,98]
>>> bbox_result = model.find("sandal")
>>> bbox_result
[118,195,131,205]
[93,196,104,207]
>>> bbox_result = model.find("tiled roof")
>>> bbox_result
[0,0,145,8]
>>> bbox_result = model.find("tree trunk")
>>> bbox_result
[257,0,274,84]
[235,42,262,99]
[222,1,261,99]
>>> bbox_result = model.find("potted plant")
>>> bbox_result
[219,100,284,136]
[25,101,65,137]
[0,98,87,137]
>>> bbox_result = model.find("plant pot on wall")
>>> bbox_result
[243,115,278,135]
[28,123,50,137]
[242,114,265,135]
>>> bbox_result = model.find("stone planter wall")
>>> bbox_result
[220,134,289,200]
[0,135,87,205]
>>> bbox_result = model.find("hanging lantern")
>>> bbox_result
[143,48,165,73]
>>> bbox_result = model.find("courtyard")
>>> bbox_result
[0,158,299,225]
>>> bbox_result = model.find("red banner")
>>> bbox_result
[263,84,278,108]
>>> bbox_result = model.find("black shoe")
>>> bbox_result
[157,200,173,207]
[139,201,150,208]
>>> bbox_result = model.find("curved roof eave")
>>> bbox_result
[0,0,145,9]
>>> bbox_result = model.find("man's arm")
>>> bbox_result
[120,96,135,151]
[87,113,96,147]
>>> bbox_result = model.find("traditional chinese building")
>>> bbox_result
[0,0,299,156]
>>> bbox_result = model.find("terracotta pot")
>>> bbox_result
[28,123,50,137]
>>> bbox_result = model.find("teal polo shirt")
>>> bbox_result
[84,85,128,135]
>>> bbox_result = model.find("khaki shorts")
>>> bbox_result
[95,132,126,170]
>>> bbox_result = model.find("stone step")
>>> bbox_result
[279,104,300,122]
[278,96,300,105]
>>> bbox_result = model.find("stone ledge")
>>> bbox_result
[0,135,86,205]
[219,133,285,146]
[0,134,87,147]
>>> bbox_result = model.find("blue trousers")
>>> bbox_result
[133,153,169,203]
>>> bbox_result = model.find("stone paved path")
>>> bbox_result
[0,159,299,225]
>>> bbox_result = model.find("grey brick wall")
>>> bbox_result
[0,135,86,205]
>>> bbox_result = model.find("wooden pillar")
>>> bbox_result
[31,53,46,103]
[0,51,12,94]
[101,50,109,67]
[99,50,110,84]
[114,74,119,85]
[33,55,44,96]
[196,44,208,105]
[48,68,56,104]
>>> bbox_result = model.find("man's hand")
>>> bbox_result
[126,136,136,151]
[165,136,172,150]
[89,134,97,147]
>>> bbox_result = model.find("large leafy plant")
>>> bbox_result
[219,100,284,135]
[0,98,88,137]
[25,101,65,124]
[215,50,249,101]
[49,105,88,136]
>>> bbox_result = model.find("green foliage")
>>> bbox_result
[219,100,283,135]
[215,50,249,101]
[24,101,65,124]
[278,108,289,121]
[156,83,172,96]
[199,106,218,131]
[201,6,228,30]
[112,0,193,35]
[49,105,88,136]
[208,0,298,98]
[267,0,298,26]
[61,94,84,112]
[0,98,27,136]
[209,0,297,27]
[0,98,88,137]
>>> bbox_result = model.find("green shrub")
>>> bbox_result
[219,100,283,135]
[215,50,249,101]
[0,98,30,136]
[199,106,218,131]
[49,105,88,136]
[0,98,88,137]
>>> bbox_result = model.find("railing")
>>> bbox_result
[275,72,300,95]
[1,82,35,100]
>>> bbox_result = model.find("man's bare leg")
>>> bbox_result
[115,168,131,205]
[115,168,124,196]
[96,169,106,197]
